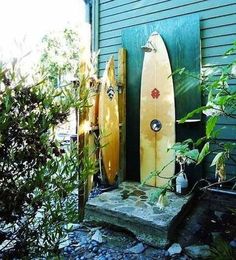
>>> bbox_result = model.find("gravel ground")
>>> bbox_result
[61,223,191,260]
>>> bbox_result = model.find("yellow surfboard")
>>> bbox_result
[99,56,120,185]
[140,32,175,187]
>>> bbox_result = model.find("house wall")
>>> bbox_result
[92,0,236,180]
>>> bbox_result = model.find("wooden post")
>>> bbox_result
[77,63,90,220]
[78,109,87,220]
[118,48,127,183]
[86,84,99,199]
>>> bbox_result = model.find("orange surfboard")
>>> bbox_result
[140,32,175,187]
[99,56,120,185]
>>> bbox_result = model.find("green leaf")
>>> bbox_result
[206,116,218,138]
[195,136,207,147]
[178,106,210,123]
[197,142,210,164]
[210,152,224,167]
[186,149,199,161]
[169,67,186,78]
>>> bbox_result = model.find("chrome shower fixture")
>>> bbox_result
[141,40,157,52]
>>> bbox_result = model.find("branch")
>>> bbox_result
[201,176,236,190]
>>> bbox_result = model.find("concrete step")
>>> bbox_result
[85,182,192,248]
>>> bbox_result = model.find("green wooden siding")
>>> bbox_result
[92,0,236,180]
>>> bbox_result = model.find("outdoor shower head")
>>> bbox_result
[141,41,156,52]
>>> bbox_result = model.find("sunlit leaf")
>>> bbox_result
[210,152,225,167]
[206,116,218,138]
[197,142,210,164]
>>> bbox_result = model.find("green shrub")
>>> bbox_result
[0,61,96,257]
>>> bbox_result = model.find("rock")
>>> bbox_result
[184,245,211,259]
[230,239,236,248]
[92,246,99,253]
[71,242,80,247]
[126,242,146,254]
[92,230,103,244]
[97,257,106,260]
[66,223,82,231]
[167,243,182,256]
[59,236,70,249]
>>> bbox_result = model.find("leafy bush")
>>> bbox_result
[179,41,236,184]
[0,59,96,257]
[145,41,236,198]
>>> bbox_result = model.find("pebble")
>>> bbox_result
[167,243,182,256]
[230,239,236,248]
[92,229,103,244]
[62,223,218,260]
[97,256,106,260]
[126,242,146,254]
[93,246,99,253]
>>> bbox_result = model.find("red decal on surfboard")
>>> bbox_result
[151,88,160,99]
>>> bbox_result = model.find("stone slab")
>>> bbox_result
[85,182,192,247]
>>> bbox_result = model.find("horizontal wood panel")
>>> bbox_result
[100,2,236,32]
[202,35,236,48]
[100,13,236,41]
[100,0,113,3]
[98,52,236,66]
[214,124,236,140]
[100,0,235,24]
[100,0,141,12]
[201,23,236,39]
[99,33,235,50]
[99,39,234,57]
[202,55,236,67]
[101,0,203,20]
[101,0,171,13]
[217,116,236,125]
[201,13,236,29]
[202,44,233,58]
[100,37,121,48]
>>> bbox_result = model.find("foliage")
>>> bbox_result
[210,238,236,260]
[38,27,82,87]
[169,139,199,167]
[179,41,236,183]
[0,55,97,257]
[146,41,236,201]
